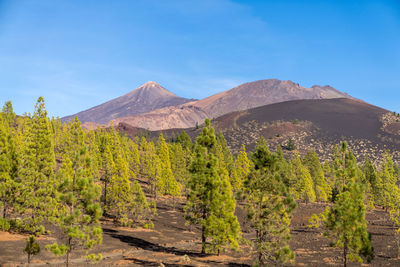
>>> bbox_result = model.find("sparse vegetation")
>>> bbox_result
[2,98,400,266]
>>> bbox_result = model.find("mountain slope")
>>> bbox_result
[143,98,399,163]
[116,79,357,130]
[62,81,194,124]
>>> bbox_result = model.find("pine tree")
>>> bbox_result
[2,101,16,127]
[215,133,234,175]
[99,137,115,213]
[105,127,155,226]
[303,150,331,202]
[47,154,103,267]
[185,119,240,254]
[231,144,251,193]
[0,115,13,219]
[324,182,374,266]
[329,142,363,196]
[157,134,181,197]
[176,130,193,150]
[170,143,191,191]
[244,140,297,265]
[205,167,240,254]
[362,156,383,207]
[17,97,56,233]
[24,235,40,264]
[379,152,398,210]
[139,137,162,197]
[291,152,316,203]
[385,181,400,257]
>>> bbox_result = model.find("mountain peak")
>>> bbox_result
[134,81,177,97]
[61,81,192,124]
[140,81,161,87]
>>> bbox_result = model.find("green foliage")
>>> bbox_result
[157,134,181,197]
[17,97,57,234]
[139,137,162,197]
[287,138,295,151]
[97,127,154,227]
[48,150,103,264]
[244,140,297,265]
[176,130,193,150]
[379,152,398,210]
[325,182,374,265]
[231,144,251,193]
[362,156,383,207]
[291,152,316,203]
[185,119,240,254]
[303,150,331,202]
[170,143,191,192]
[329,142,363,195]
[24,235,40,264]
[0,218,10,231]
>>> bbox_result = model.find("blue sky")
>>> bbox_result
[0,0,399,117]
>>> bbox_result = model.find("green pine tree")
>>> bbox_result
[324,182,374,266]
[185,119,240,254]
[157,134,181,197]
[231,144,251,193]
[291,152,316,203]
[17,97,56,234]
[244,140,297,265]
[24,235,40,264]
[47,153,103,267]
[303,150,331,202]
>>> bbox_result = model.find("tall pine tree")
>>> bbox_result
[185,119,240,254]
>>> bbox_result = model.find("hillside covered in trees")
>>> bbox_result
[2,98,400,266]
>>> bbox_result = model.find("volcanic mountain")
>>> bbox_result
[115,79,357,130]
[61,81,194,124]
[121,98,397,163]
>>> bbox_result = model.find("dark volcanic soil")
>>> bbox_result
[1,198,399,267]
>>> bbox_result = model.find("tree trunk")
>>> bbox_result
[27,253,31,264]
[343,240,348,267]
[201,224,206,254]
[66,237,71,267]
[201,210,206,254]
[104,180,108,215]
[2,198,6,219]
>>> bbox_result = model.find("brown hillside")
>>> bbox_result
[147,98,400,163]
[114,79,355,130]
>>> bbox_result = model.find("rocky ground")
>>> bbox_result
[1,198,400,267]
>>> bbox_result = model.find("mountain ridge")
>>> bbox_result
[114,79,359,130]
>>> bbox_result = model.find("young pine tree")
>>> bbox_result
[185,119,240,254]
[106,127,154,226]
[24,235,40,264]
[303,150,331,202]
[0,115,15,220]
[48,154,103,267]
[18,97,56,234]
[139,138,162,197]
[291,152,316,203]
[325,182,374,266]
[231,144,251,193]
[157,134,181,197]
[379,152,398,210]
[244,140,297,266]
[170,143,191,192]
